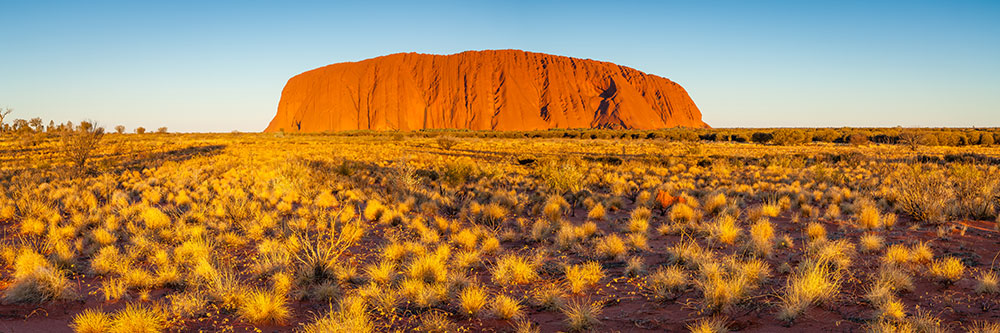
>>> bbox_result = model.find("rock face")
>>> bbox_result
[265,50,707,132]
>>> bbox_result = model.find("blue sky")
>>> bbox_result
[1,1,998,132]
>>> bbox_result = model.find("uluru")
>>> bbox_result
[264,49,708,132]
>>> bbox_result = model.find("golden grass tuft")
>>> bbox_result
[595,234,628,260]
[492,294,523,320]
[910,242,934,264]
[747,219,775,256]
[238,288,291,326]
[109,303,166,333]
[587,203,606,220]
[493,254,539,285]
[3,248,75,304]
[72,309,111,333]
[687,316,729,333]
[975,271,999,294]
[566,261,604,294]
[709,215,741,245]
[417,311,455,332]
[859,234,884,253]
[459,285,488,316]
[670,203,697,224]
[561,299,602,331]
[805,222,826,241]
[927,257,965,283]
[696,264,753,313]
[777,260,840,322]
[301,295,373,333]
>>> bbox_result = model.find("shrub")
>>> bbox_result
[927,257,964,283]
[859,234,884,252]
[893,165,951,223]
[238,288,291,326]
[777,260,840,322]
[492,294,523,320]
[60,121,105,174]
[584,203,604,221]
[301,295,373,333]
[648,266,688,300]
[109,303,166,333]
[72,309,111,333]
[709,215,741,245]
[459,285,488,316]
[493,254,538,286]
[805,222,826,241]
[2,248,74,303]
[975,271,999,294]
[687,316,729,333]
[436,136,458,150]
[670,203,697,224]
[561,299,602,331]
[747,219,775,256]
[566,261,604,293]
[595,234,627,260]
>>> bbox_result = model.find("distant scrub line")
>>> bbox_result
[280,127,999,147]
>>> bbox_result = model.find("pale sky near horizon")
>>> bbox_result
[1,1,998,132]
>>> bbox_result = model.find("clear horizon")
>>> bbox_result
[2,1,998,132]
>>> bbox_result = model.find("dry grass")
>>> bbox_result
[927,257,965,283]
[595,234,628,260]
[492,294,523,320]
[777,260,840,322]
[747,219,775,256]
[709,215,741,245]
[562,299,602,331]
[5,132,1000,331]
[493,254,539,285]
[301,295,373,333]
[976,271,999,294]
[72,309,111,333]
[238,288,290,326]
[859,234,884,252]
[805,222,826,241]
[109,303,166,333]
[687,316,729,333]
[648,265,688,300]
[459,285,488,316]
[566,261,604,293]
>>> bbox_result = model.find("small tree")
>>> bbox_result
[135,127,146,134]
[12,119,29,132]
[115,125,126,134]
[62,121,105,174]
[0,107,12,132]
[156,127,168,134]
[898,131,924,151]
[29,118,43,132]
